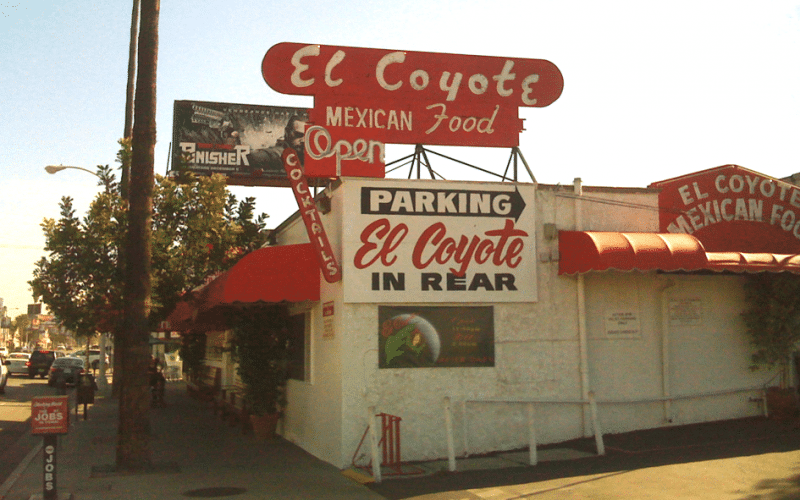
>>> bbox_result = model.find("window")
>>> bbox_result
[288,313,308,381]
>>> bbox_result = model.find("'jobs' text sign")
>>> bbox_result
[31,396,69,435]
[342,179,537,303]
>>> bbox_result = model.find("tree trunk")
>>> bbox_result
[121,0,140,201]
[117,0,158,471]
[114,0,137,395]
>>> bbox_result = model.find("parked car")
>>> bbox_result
[48,357,86,387]
[0,346,8,357]
[0,354,8,394]
[27,350,61,379]
[70,349,108,370]
[6,352,31,376]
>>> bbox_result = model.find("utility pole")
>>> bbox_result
[117,0,158,471]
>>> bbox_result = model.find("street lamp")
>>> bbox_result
[45,165,102,179]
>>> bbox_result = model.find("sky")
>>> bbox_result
[0,0,798,318]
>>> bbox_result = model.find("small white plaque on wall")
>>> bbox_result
[322,301,335,340]
[669,298,702,326]
[604,310,641,338]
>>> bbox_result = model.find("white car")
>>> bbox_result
[6,352,31,376]
[0,346,8,357]
[0,355,8,394]
[70,349,109,370]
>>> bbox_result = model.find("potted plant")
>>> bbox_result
[742,273,800,420]
[228,305,291,439]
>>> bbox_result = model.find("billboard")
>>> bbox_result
[342,178,537,303]
[171,100,309,187]
[651,164,800,254]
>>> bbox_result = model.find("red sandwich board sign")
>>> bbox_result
[31,396,69,500]
[31,396,70,435]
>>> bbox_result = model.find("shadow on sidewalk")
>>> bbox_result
[367,416,800,500]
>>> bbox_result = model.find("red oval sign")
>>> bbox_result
[262,42,563,108]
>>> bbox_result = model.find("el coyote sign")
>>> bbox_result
[262,42,563,177]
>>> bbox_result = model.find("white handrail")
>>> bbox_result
[466,385,766,405]
[446,385,766,471]
[367,406,381,483]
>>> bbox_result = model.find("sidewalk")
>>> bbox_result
[1,382,385,500]
[4,381,800,500]
[367,414,800,500]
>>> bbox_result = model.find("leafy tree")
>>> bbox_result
[31,142,269,469]
[150,173,268,322]
[31,166,122,343]
[741,273,800,388]
[31,162,268,342]
[12,314,31,347]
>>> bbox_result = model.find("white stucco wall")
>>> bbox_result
[583,272,770,436]
[272,184,348,467]
[665,276,772,423]
[329,182,665,465]
[271,178,776,468]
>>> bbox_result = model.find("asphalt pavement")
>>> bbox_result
[1,380,800,500]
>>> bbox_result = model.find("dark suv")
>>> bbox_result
[28,350,59,379]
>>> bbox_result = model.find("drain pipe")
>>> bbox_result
[578,274,591,436]
[574,178,592,436]
[659,279,676,423]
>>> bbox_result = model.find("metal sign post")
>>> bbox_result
[42,435,58,499]
[31,396,70,500]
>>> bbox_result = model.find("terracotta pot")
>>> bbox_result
[766,387,799,421]
[250,413,280,440]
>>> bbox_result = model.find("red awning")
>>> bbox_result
[158,299,195,332]
[559,231,800,275]
[198,243,320,309]
[558,231,709,275]
[705,252,800,273]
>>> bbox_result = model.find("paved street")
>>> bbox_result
[0,375,55,487]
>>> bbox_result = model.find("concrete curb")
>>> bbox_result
[0,440,41,500]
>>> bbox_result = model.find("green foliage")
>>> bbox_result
[12,314,30,334]
[228,306,291,416]
[741,273,800,387]
[179,333,206,381]
[30,192,121,338]
[11,314,32,344]
[30,141,270,337]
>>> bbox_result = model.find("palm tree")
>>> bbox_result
[117,0,159,471]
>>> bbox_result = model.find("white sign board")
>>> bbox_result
[604,310,640,337]
[669,298,703,326]
[342,179,537,303]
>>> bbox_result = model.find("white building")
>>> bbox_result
[179,164,793,469]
